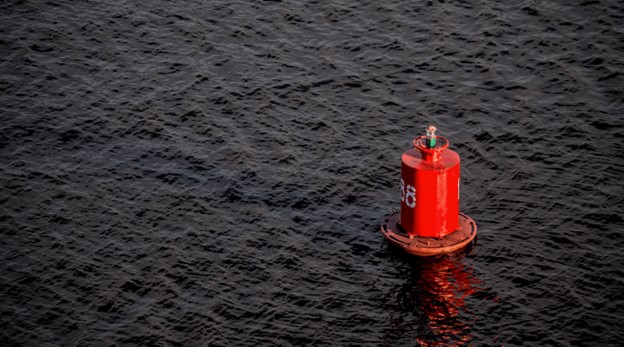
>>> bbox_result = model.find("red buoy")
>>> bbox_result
[381,125,477,256]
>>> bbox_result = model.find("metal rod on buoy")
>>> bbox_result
[381,125,477,256]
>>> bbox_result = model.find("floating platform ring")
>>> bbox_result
[381,211,477,257]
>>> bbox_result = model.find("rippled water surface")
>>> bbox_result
[1,0,623,346]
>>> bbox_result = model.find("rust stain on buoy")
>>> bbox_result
[381,125,477,256]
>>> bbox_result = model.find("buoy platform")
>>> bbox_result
[381,211,477,257]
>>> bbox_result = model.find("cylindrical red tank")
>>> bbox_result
[400,132,460,238]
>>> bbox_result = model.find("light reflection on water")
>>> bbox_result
[388,246,487,346]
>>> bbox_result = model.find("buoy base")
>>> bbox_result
[381,211,477,256]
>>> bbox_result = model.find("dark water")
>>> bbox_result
[1,0,623,346]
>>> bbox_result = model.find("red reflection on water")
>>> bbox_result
[416,256,480,346]
[389,250,483,346]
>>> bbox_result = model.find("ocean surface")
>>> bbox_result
[1,0,623,346]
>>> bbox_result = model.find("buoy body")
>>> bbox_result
[401,141,459,238]
[381,127,477,256]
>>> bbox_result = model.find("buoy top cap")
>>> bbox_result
[413,135,449,151]
[413,125,449,161]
